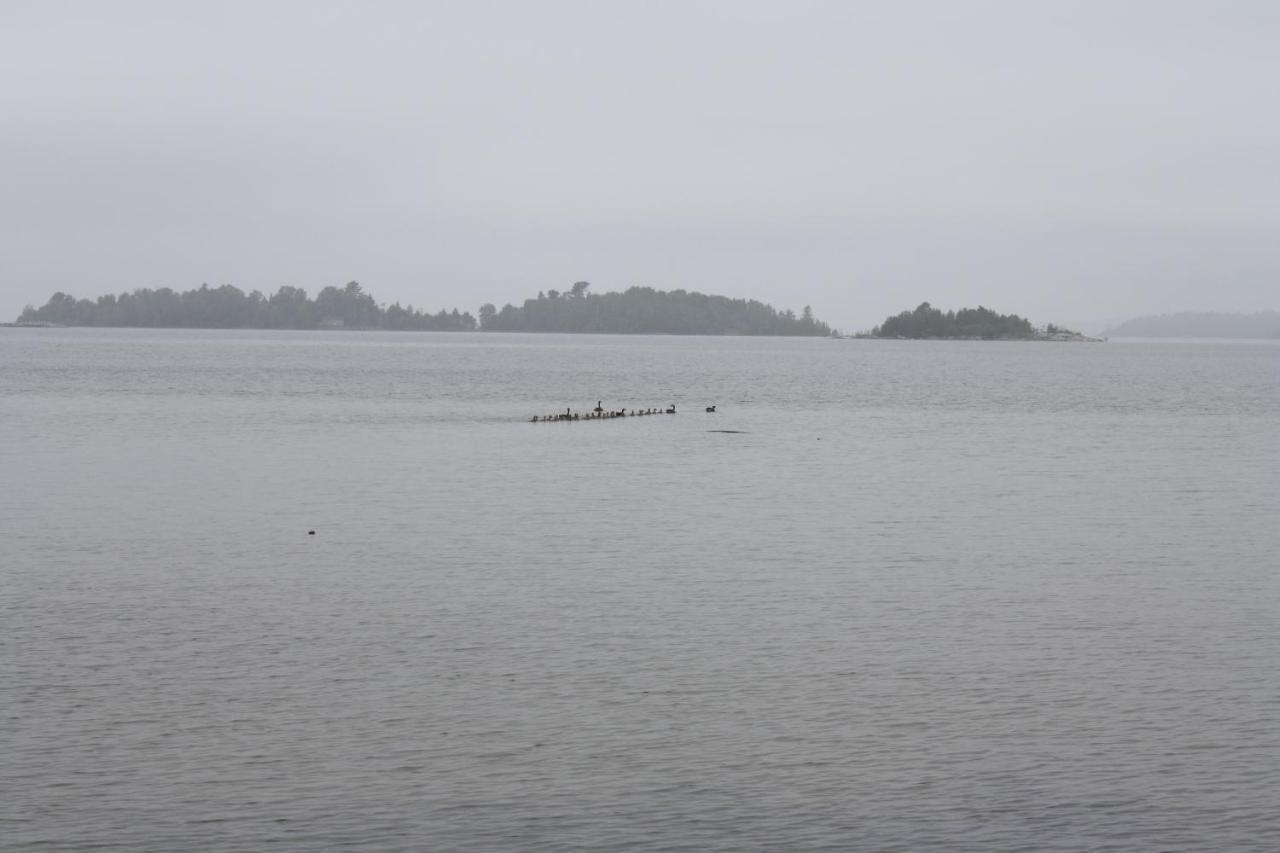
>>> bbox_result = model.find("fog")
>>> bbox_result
[4,0,1278,331]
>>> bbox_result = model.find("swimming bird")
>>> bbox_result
[666,404,676,414]
[706,405,716,413]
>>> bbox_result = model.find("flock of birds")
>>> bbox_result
[531,401,716,422]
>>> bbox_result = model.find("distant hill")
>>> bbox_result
[478,283,833,336]
[1103,311,1280,339]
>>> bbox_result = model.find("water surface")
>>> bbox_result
[3,329,1278,851]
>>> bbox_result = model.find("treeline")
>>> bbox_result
[17,282,476,330]
[871,302,1035,339]
[478,283,832,336]
[16,280,833,336]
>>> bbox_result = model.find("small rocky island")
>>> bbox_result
[861,302,1100,341]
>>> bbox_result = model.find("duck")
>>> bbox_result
[706,405,716,413]
[666,405,676,414]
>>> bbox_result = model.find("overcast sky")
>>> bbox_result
[4,0,1278,331]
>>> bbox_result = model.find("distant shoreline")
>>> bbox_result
[14,282,835,337]
[0,324,835,338]
[1102,310,1279,339]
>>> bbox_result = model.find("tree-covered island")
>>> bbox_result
[15,281,835,336]
[865,302,1096,341]
[16,281,476,330]
[478,282,832,335]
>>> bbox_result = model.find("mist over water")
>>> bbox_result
[3,329,1278,851]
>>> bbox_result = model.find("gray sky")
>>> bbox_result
[4,0,1278,331]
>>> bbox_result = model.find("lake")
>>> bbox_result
[2,328,1277,851]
